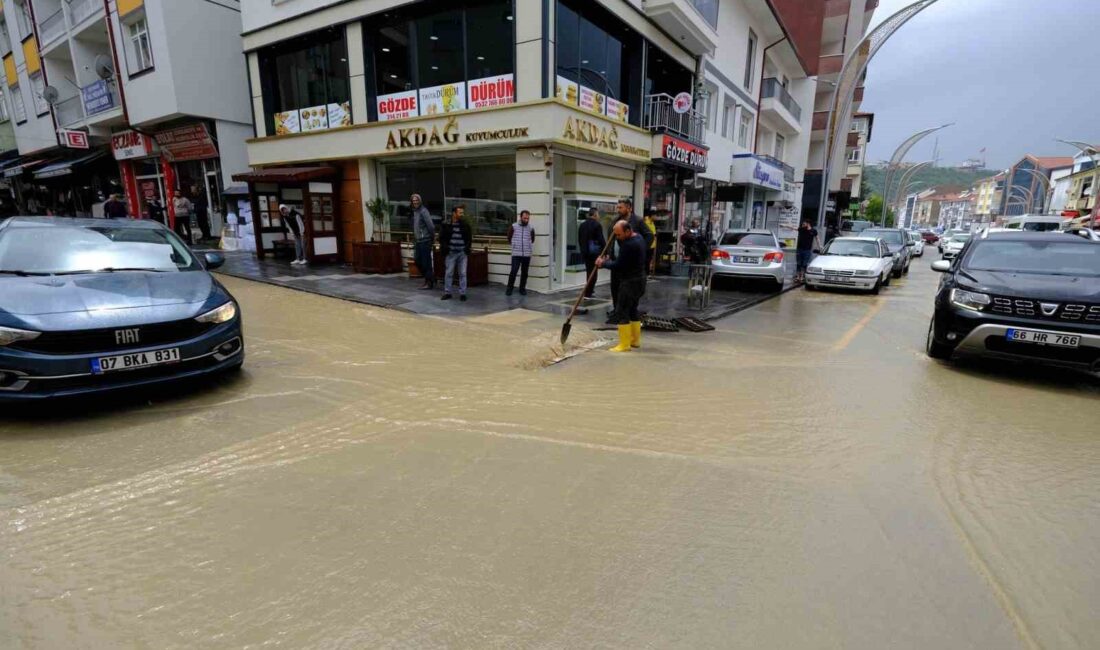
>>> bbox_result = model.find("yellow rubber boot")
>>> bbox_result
[630,321,642,348]
[610,325,632,352]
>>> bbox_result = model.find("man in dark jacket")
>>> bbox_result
[104,193,129,219]
[439,205,472,301]
[410,193,435,289]
[597,219,647,352]
[578,208,606,298]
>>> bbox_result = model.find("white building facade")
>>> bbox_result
[0,0,251,222]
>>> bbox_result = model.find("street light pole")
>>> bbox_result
[881,124,952,213]
[815,0,942,233]
[891,160,933,226]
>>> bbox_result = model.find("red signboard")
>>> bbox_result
[154,124,219,162]
[60,129,90,150]
[656,135,708,172]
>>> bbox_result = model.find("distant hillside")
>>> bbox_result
[862,165,997,203]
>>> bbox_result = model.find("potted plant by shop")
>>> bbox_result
[354,197,403,273]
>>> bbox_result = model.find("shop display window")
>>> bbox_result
[384,156,516,239]
[365,0,514,122]
[259,27,351,135]
[555,0,640,124]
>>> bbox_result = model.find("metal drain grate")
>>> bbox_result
[675,316,715,332]
[641,315,680,332]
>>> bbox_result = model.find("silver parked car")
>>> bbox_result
[710,230,786,291]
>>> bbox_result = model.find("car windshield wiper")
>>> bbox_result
[0,269,52,276]
[54,267,171,275]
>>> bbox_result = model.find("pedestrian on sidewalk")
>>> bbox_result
[795,219,821,283]
[279,204,308,265]
[644,213,657,275]
[578,207,606,298]
[439,205,471,302]
[597,219,647,352]
[173,190,194,244]
[681,218,708,263]
[104,193,129,219]
[411,193,435,290]
[193,188,211,240]
[506,210,535,296]
[148,198,166,226]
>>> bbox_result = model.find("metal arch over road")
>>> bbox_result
[892,160,934,225]
[882,124,953,211]
[816,0,944,231]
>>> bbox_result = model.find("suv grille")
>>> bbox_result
[990,297,1100,323]
[13,320,215,355]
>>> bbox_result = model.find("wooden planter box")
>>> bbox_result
[352,241,403,274]
[434,249,489,287]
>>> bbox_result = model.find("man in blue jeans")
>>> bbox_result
[439,205,471,302]
[505,210,536,296]
[795,219,821,283]
[410,193,435,290]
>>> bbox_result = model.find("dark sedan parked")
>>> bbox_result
[0,217,243,401]
[861,227,912,278]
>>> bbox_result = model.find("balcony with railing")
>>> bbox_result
[54,94,84,127]
[38,8,66,46]
[760,78,802,135]
[69,0,104,28]
[642,93,706,145]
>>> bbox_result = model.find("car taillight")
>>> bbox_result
[712,250,730,259]
[763,251,784,263]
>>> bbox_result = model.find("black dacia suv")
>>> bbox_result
[927,230,1100,374]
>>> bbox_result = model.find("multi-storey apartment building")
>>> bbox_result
[999,154,1073,217]
[237,0,834,290]
[802,0,877,227]
[843,110,872,206]
[0,0,251,226]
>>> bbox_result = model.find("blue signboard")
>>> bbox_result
[81,80,115,116]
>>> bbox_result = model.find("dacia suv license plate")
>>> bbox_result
[1006,329,1080,348]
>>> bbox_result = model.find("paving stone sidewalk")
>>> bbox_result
[213,251,799,324]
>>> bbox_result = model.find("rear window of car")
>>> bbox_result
[966,240,1100,277]
[1022,222,1061,232]
[720,233,776,247]
[862,229,903,245]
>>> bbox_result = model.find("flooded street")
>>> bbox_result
[2,268,1098,649]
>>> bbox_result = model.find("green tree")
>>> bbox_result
[865,194,895,227]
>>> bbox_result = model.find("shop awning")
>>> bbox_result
[232,166,338,183]
[32,150,109,179]
[3,157,48,179]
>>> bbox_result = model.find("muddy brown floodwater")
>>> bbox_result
[1,270,1098,649]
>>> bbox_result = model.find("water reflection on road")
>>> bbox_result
[1,270,1097,649]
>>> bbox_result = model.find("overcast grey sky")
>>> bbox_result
[862,0,1100,170]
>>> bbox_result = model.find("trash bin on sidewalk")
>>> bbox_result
[687,264,713,310]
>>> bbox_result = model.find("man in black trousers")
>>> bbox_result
[578,207,606,299]
[597,219,647,352]
[606,198,652,321]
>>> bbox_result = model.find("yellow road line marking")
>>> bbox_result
[832,298,886,352]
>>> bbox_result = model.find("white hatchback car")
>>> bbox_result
[804,237,894,294]
[941,232,972,260]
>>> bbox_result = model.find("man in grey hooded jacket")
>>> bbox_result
[411,193,435,289]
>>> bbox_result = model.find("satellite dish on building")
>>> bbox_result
[94,55,115,80]
[42,85,60,106]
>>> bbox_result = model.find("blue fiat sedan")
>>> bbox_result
[0,218,243,401]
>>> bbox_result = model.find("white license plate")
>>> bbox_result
[92,348,181,374]
[732,256,758,264]
[1005,329,1080,348]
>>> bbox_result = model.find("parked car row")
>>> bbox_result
[926,229,1100,376]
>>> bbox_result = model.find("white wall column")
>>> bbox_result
[515,0,548,102]
[345,22,368,124]
[515,146,553,292]
[248,52,266,138]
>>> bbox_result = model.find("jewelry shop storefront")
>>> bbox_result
[244,99,653,292]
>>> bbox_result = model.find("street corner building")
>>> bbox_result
[235,0,862,292]
[0,0,252,228]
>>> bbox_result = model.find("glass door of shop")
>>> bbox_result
[556,196,617,290]
[253,183,287,256]
[307,185,339,262]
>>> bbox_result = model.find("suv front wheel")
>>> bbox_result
[926,316,954,360]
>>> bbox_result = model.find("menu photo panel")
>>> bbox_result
[419,81,467,116]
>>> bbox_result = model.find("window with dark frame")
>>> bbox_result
[10,84,26,123]
[258,27,351,135]
[126,17,154,74]
[744,29,757,92]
